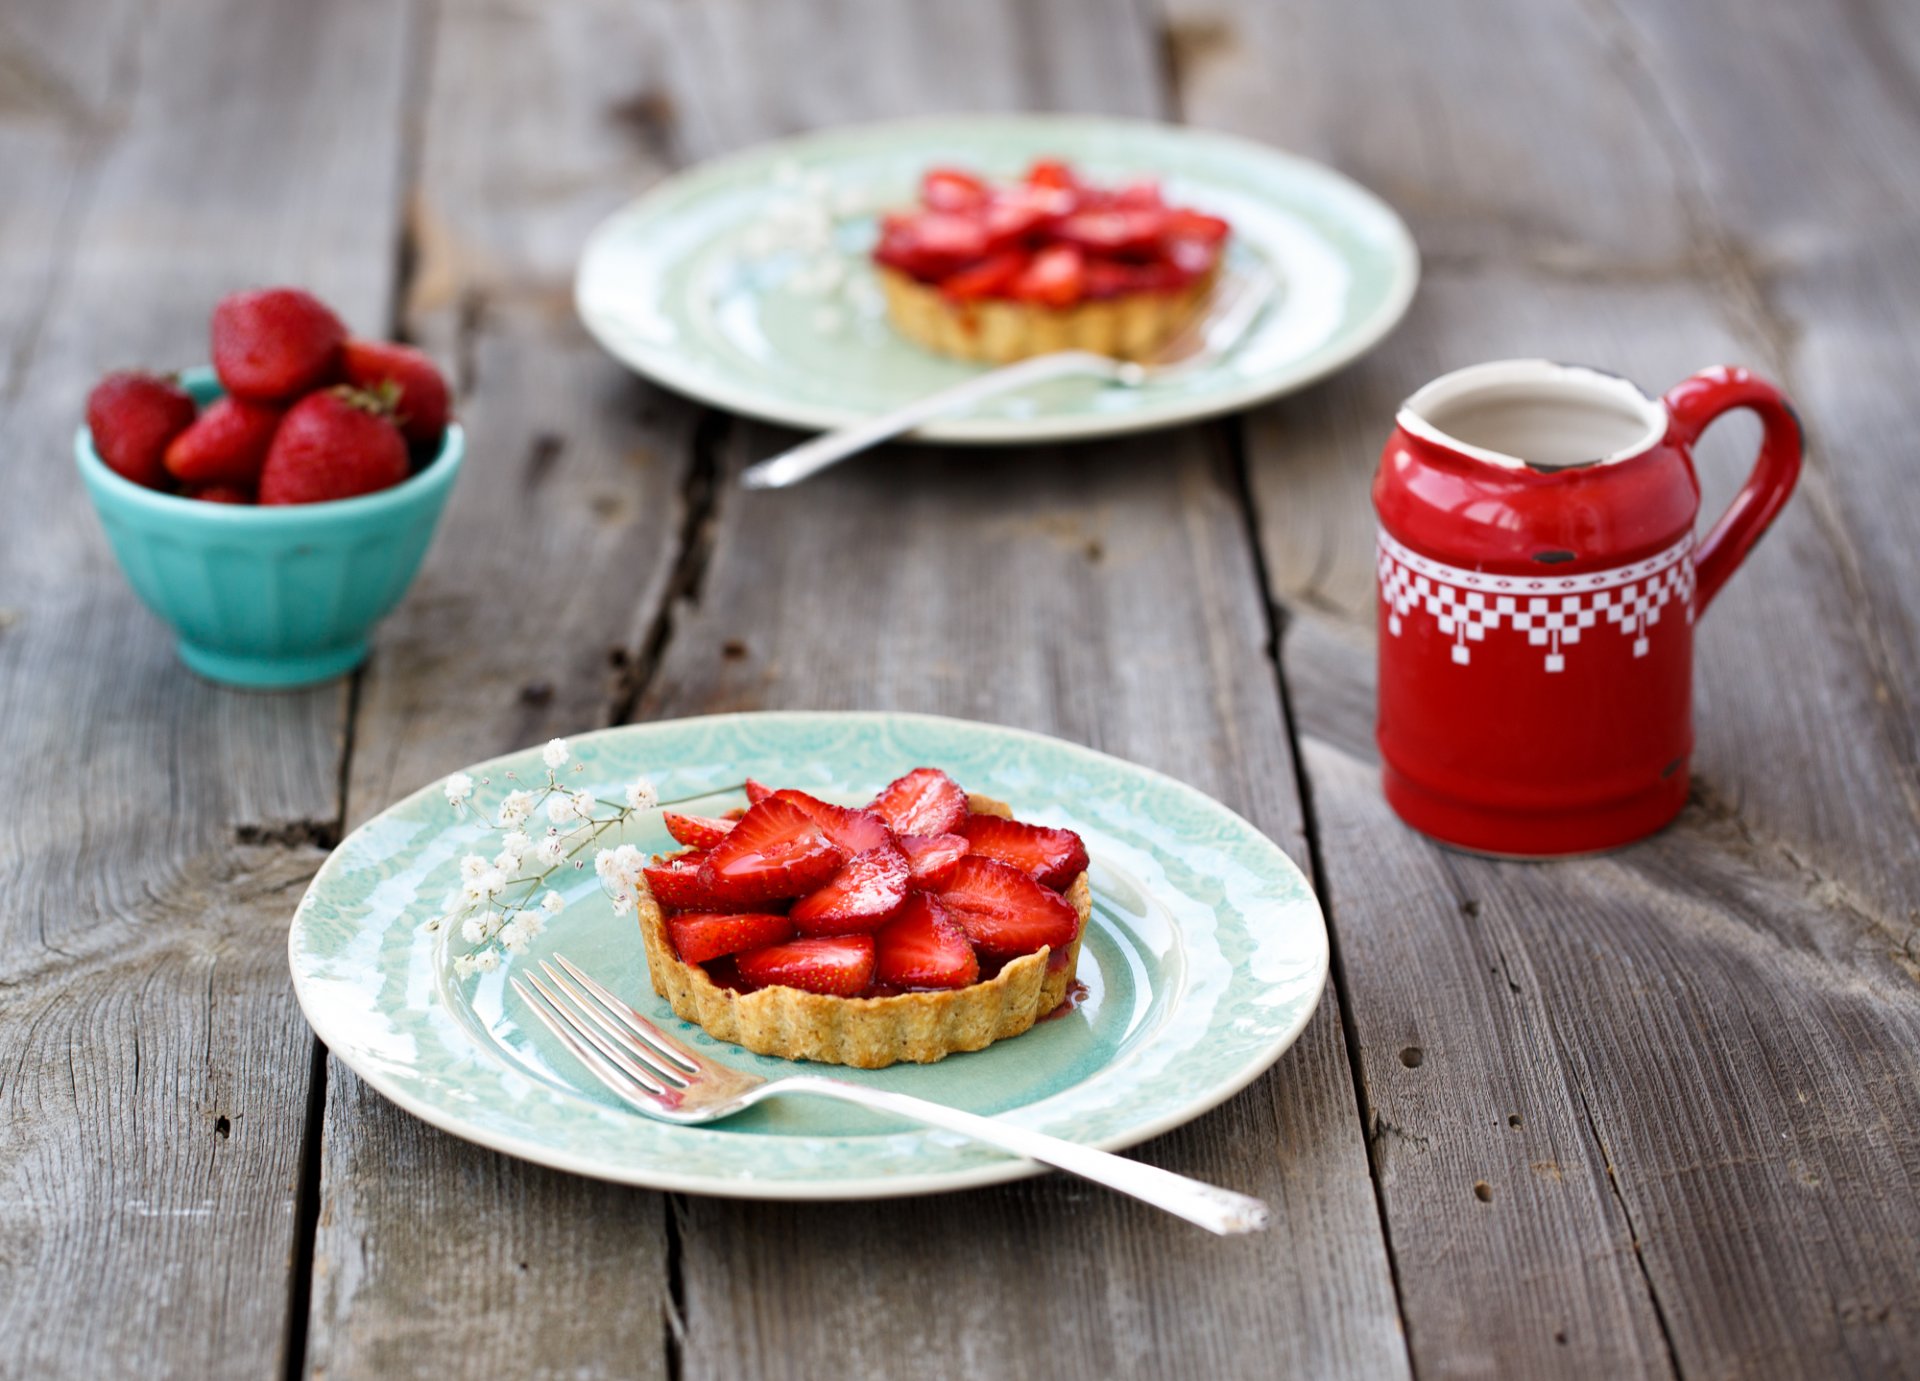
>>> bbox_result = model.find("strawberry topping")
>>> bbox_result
[868,767,969,838]
[789,843,910,935]
[734,935,875,997]
[769,789,893,855]
[743,778,774,805]
[667,912,794,964]
[896,831,970,890]
[938,856,1080,962]
[959,814,1089,892]
[663,812,736,850]
[698,797,844,905]
[642,852,728,910]
[876,893,980,989]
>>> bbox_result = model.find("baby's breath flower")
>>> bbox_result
[493,848,521,874]
[543,738,570,770]
[501,830,533,858]
[479,868,508,897]
[536,835,567,867]
[459,853,488,881]
[572,790,598,821]
[541,890,566,916]
[466,949,500,976]
[546,794,578,825]
[443,772,474,809]
[625,778,659,811]
[453,953,479,979]
[461,913,489,945]
[609,891,635,917]
[498,790,534,827]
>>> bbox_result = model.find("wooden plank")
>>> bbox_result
[620,5,1406,1376]
[301,0,701,1376]
[0,0,417,1375]
[1165,0,1920,1372]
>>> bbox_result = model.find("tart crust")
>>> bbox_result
[878,262,1219,364]
[636,794,1091,1068]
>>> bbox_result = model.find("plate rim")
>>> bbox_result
[574,111,1420,444]
[288,709,1330,1199]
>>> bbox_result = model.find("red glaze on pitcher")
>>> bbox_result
[1373,360,1802,856]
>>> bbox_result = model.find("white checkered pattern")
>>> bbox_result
[1378,529,1694,673]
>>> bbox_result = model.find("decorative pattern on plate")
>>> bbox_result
[1378,529,1695,671]
[288,711,1326,1199]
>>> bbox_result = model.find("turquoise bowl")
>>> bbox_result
[75,367,464,689]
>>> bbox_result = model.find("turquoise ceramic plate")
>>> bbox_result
[575,114,1417,444]
[288,712,1327,1198]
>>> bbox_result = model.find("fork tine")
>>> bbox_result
[512,976,670,1102]
[521,971,679,1096]
[551,952,703,1075]
[536,960,691,1088]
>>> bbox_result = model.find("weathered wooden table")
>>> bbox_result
[6,0,1918,1376]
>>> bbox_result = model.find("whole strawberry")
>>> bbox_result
[258,388,410,505]
[164,395,282,487]
[86,371,197,489]
[210,287,346,402]
[340,339,451,452]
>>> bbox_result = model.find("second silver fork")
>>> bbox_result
[514,953,1271,1236]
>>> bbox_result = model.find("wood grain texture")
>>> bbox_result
[304,1,700,1377]
[0,0,416,1376]
[1166,0,1920,1373]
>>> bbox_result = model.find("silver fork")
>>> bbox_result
[738,261,1277,491]
[513,952,1270,1235]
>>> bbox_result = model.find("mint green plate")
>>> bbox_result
[575,114,1418,444]
[288,712,1327,1198]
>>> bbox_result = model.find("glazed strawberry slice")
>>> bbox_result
[938,856,1079,962]
[642,852,728,910]
[868,767,969,838]
[1010,245,1087,307]
[743,778,774,806]
[789,843,910,935]
[663,812,735,850]
[735,934,875,997]
[1055,208,1169,256]
[1162,207,1231,243]
[921,167,989,213]
[667,912,793,964]
[1026,158,1079,193]
[876,893,980,990]
[770,789,893,855]
[959,814,1089,892]
[698,796,844,905]
[896,832,969,890]
[940,251,1028,303]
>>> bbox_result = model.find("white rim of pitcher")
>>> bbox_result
[1396,358,1667,472]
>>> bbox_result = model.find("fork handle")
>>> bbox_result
[738,350,1127,491]
[777,1075,1270,1235]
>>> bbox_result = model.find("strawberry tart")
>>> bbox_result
[634,767,1092,1068]
[871,160,1231,364]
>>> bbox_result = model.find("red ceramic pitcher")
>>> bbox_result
[1373,359,1802,856]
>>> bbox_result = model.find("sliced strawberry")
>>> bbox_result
[771,789,893,855]
[868,767,969,838]
[1026,158,1080,193]
[960,814,1089,892]
[1010,245,1087,307]
[663,812,735,850]
[1054,208,1169,256]
[743,778,775,806]
[642,851,726,910]
[698,796,843,905]
[940,250,1028,303]
[734,934,875,997]
[921,167,989,213]
[1163,234,1223,278]
[876,893,980,989]
[938,856,1080,961]
[1162,208,1231,243]
[896,832,969,890]
[667,912,793,964]
[1108,178,1166,210]
[789,843,910,935]
[981,196,1054,250]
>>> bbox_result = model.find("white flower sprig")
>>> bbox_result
[433,738,729,979]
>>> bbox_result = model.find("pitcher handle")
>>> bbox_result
[1662,366,1804,615]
